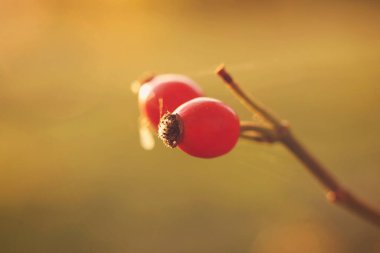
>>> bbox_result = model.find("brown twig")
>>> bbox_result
[216,64,380,228]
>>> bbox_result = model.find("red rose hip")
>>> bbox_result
[158,97,240,158]
[138,74,203,128]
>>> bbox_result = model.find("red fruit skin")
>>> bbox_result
[174,97,240,158]
[138,74,203,128]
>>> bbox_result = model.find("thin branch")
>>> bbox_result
[216,64,380,228]
[216,64,283,128]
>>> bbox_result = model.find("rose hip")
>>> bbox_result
[138,74,203,128]
[158,97,240,158]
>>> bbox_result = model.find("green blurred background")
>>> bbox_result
[1,0,380,252]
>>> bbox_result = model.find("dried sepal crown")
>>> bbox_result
[158,113,182,148]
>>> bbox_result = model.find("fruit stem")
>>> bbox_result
[216,64,380,228]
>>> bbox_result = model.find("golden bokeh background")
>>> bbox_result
[1,0,380,252]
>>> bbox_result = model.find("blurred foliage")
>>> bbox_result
[1,0,380,252]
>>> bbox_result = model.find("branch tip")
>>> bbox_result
[215,64,233,84]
